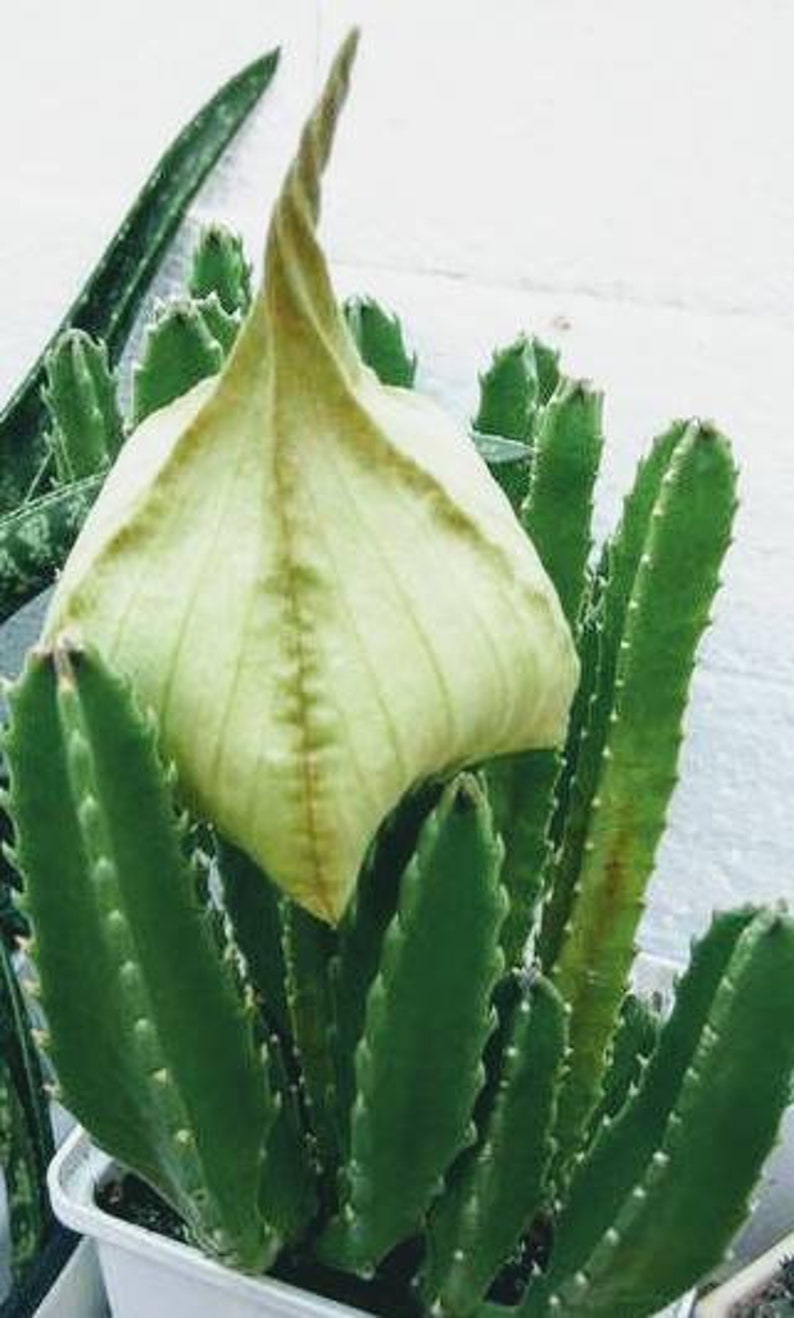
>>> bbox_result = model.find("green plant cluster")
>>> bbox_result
[3,211,794,1318]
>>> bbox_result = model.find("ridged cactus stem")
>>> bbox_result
[524,908,794,1317]
[132,300,224,424]
[585,991,660,1139]
[489,380,603,965]
[43,330,124,481]
[132,225,250,424]
[343,296,417,387]
[521,380,603,632]
[216,837,290,1039]
[471,337,538,510]
[539,907,757,1290]
[282,902,343,1179]
[474,337,538,445]
[5,642,283,1269]
[547,422,737,1173]
[317,775,506,1273]
[330,784,441,1151]
[424,973,567,1315]
[189,224,252,315]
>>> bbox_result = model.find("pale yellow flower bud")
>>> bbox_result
[46,32,578,922]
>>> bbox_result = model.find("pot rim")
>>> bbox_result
[49,1124,696,1318]
[48,1127,364,1315]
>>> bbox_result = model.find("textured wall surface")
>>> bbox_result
[1,0,793,970]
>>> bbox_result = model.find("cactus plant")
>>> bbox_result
[1,27,793,1318]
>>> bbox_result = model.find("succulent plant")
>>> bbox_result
[2,27,794,1318]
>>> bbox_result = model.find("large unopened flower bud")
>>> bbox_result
[45,32,578,922]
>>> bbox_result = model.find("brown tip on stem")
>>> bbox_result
[51,632,84,689]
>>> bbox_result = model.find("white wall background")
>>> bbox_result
[1,1,794,965]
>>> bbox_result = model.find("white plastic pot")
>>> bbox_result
[50,1128,363,1318]
[50,1127,695,1318]
[32,1238,107,1317]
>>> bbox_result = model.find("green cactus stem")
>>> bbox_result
[521,380,603,632]
[343,296,417,387]
[258,1029,318,1241]
[4,641,284,1270]
[318,775,506,1273]
[132,224,254,425]
[543,586,603,859]
[0,50,278,512]
[0,475,102,624]
[474,337,538,446]
[470,334,560,512]
[586,991,660,1137]
[523,908,794,1317]
[43,330,124,482]
[330,783,441,1149]
[540,907,756,1293]
[424,973,567,1315]
[471,337,537,510]
[196,293,242,355]
[488,380,603,965]
[538,420,687,970]
[543,421,737,1173]
[216,837,290,1040]
[132,300,225,424]
[531,339,561,406]
[281,901,342,1179]
[189,223,252,315]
